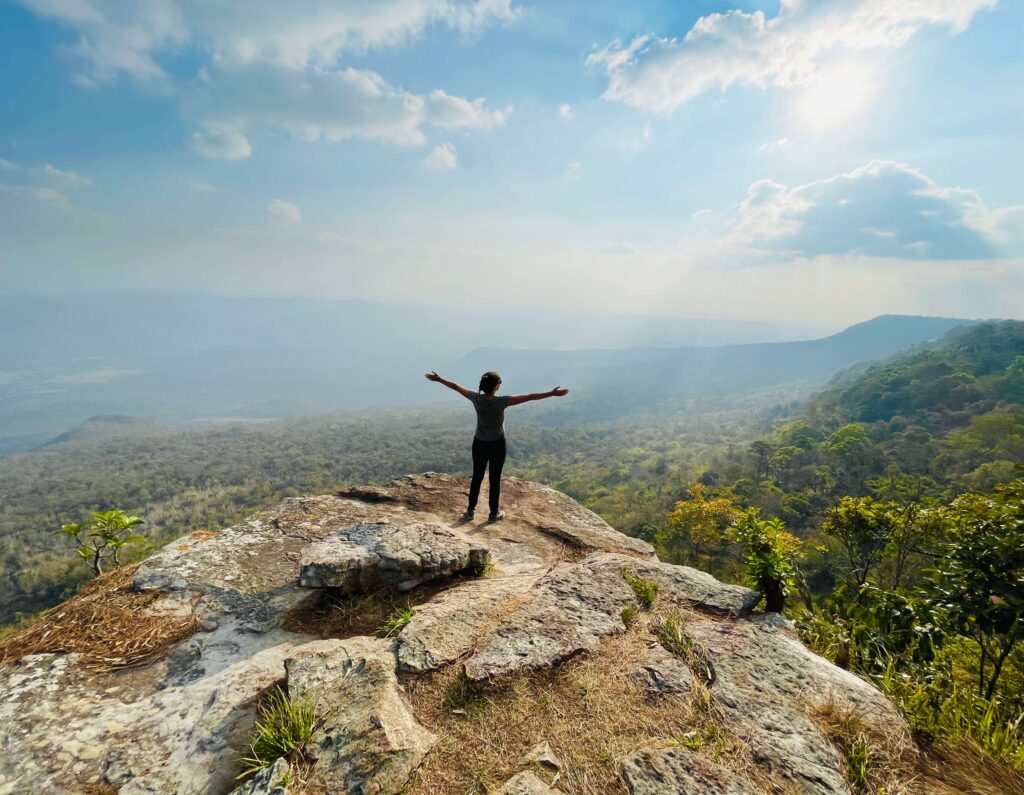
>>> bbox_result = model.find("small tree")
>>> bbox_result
[729,509,803,612]
[657,484,740,565]
[58,510,146,576]
[930,480,1024,700]
[821,496,894,590]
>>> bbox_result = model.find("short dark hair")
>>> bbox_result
[479,371,501,393]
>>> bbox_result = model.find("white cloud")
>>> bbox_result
[36,163,93,188]
[186,65,506,152]
[424,142,457,171]
[0,158,16,170]
[0,184,71,208]
[188,179,216,192]
[18,0,515,82]
[759,138,790,153]
[267,198,301,222]
[426,89,506,130]
[588,0,996,113]
[692,208,713,220]
[19,0,188,86]
[728,160,1018,260]
[191,127,252,160]
[559,102,573,121]
[564,160,581,179]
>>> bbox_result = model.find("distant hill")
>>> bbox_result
[457,315,979,417]
[0,293,822,454]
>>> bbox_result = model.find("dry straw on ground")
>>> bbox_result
[403,604,781,795]
[0,565,198,671]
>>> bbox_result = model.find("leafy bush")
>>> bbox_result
[728,509,802,612]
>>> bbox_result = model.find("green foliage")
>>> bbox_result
[622,568,659,609]
[929,480,1024,700]
[57,509,146,576]
[656,483,740,565]
[378,606,415,638]
[728,509,802,612]
[620,602,640,628]
[240,687,319,776]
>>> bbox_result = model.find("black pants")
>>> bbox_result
[468,436,506,515]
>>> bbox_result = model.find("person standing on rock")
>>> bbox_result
[424,370,569,522]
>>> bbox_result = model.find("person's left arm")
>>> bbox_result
[506,386,570,407]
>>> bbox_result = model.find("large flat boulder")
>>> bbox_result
[687,618,909,795]
[285,638,435,795]
[297,522,490,592]
[397,573,540,674]
[464,552,760,681]
[621,747,757,794]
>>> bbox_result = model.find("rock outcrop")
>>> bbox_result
[0,474,916,795]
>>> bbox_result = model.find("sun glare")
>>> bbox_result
[799,65,873,128]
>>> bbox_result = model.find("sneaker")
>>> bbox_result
[461,510,475,521]
[488,510,505,522]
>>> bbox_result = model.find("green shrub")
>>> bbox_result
[622,568,659,609]
[620,602,640,628]
[240,686,319,776]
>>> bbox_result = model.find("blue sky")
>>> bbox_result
[0,0,1021,326]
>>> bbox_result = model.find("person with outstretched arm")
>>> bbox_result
[424,370,569,522]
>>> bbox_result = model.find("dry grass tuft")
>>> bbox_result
[916,739,1024,795]
[0,565,198,671]
[810,696,922,795]
[403,606,777,795]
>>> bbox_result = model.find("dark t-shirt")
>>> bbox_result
[469,393,510,441]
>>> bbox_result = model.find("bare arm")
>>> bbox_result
[507,386,570,407]
[424,371,475,399]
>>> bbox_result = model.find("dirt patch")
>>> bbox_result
[282,578,478,640]
[403,604,777,795]
[0,565,198,671]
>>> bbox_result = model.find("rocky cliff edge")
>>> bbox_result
[0,474,915,795]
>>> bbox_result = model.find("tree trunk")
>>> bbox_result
[764,579,785,613]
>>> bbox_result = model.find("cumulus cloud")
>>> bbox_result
[267,198,301,222]
[729,160,1016,261]
[0,184,71,208]
[588,0,996,112]
[18,0,188,86]
[424,142,457,171]
[187,65,505,152]
[36,164,93,188]
[559,103,573,121]
[17,0,514,82]
[191,127,253,160]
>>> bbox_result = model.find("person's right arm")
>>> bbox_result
[507,386,569,406]
[424,371,475,399]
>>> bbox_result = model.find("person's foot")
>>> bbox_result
[461,509,475,522]
[488,510,505,522]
